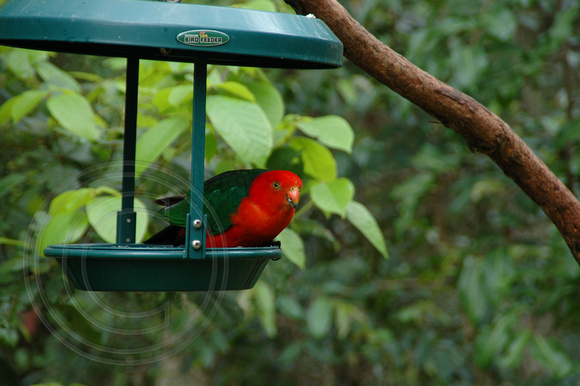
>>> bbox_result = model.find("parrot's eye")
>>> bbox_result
[273,181,280,190]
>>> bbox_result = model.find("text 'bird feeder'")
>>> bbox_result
[0,0,342,291]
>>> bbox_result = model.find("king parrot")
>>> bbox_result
[144,169,302,247]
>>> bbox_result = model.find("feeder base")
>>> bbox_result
[44,243,280,291]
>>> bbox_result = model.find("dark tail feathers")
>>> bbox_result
[143,225,186,246]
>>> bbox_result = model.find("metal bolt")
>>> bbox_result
[125,218,131,223]
[125,238,131,243]
[192,240,202,250]
[193,219,202,229]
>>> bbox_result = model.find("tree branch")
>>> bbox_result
[286,0,580,263]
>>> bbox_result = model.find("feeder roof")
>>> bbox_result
[0,0,343,68]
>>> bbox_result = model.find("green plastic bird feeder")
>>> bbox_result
[0,0,342,291]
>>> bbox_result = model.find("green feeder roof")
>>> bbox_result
[0,0,343,68]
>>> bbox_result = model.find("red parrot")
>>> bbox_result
[144,169,302,247]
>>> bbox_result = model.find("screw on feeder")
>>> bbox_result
[192,240,202,250]
[193,219,203,229]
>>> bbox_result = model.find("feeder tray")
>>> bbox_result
[44,244,281,291]
[0,0,342,291]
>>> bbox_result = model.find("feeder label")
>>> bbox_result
[177,30,230,47]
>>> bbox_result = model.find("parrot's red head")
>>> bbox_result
[249,170,302,213]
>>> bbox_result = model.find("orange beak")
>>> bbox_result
[286,186,300,209]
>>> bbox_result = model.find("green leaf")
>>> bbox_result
[310,178,355,217]
[36,188,102,255]
[481,9,516,41]
[289,137,336,181]
[0,173,26,197]
[46,92,99,140]
[277,295,304,320]
[407,29,437,64]
[37,210,89,256]
[474,313,516,367]
[336,78,358,106]
[137,113,158,129]
[207,95,273,167]
[153,88,175,114]
[483,247,515,304]
[35,61,81,92]
[531,334,573,378]
[0,318,19,347]
[168,85,193,106]
[335,302,352,340]
[236,0,277,12]
[306,296,333,339]
[86,196,149,243]
[6,49,36,80]
[0,237,28,248]
[135,116,190,176]
[68,71,103,82]
[470,179,504,202]
[346,201,388,258]
[334,301,365,340]
[499,329,531,369]
[549,7,579,44]
[10,90,47,122]
[48,188,94,216]
[458,257,490,325]
[253,281,277,337]
[215,81,255,102]
[205,130,218,162]
[276,228,306,270]
[451,43,488,89]
[94,185,122,197]
[0,98,16,126]
[296,116,354,153]
[278,342,304,364]
[266,147,302,173]
[291,218,340,250]
[555,119,580,149]
[411,143,460,174]
[246,81,285,128]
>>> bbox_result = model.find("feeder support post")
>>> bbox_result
[186,56,208,259]
[116,56,139,244]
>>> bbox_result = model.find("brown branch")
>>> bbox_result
[286,0,580,263]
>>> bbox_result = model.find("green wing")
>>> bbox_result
[203,169,265,235]
[155,169,266,235]
[154,195,189,228]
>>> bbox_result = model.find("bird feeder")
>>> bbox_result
[0,0,342,291]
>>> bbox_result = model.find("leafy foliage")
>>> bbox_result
[1,0,580,384]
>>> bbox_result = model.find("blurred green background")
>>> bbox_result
[1,0,580,384]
